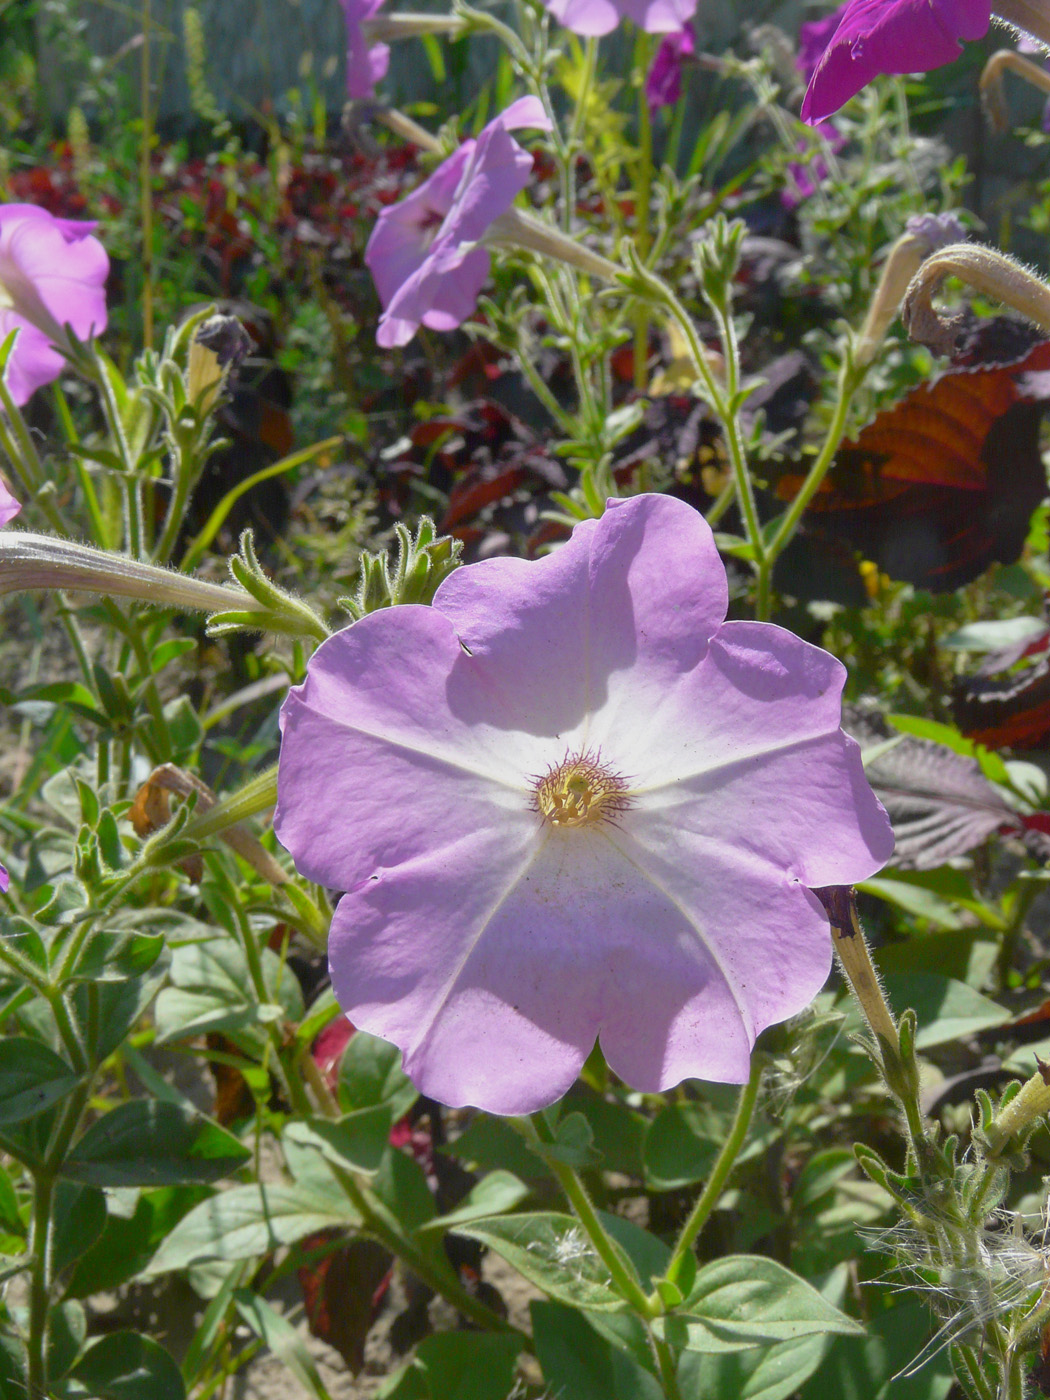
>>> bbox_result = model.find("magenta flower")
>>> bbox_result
[800,0,991,124]
[541,0,695,36]
[0,204,109,406]
[365,97,552,349]
[782,119,848,207]
[342,0,389,100]
[275,494,893,1115]
[645,26,697,109]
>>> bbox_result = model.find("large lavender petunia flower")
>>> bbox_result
[800,0,991,123]
[342,0,389,100]
[365,97,552,348]
[0,204,109,406]
[275,494,893,1115]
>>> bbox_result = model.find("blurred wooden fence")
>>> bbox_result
[35,0,804,128]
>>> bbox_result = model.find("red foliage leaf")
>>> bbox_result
[779,320,1050,591]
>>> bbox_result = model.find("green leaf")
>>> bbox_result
[65,928,166,983]
[654,1257,864,1353]
[52,1183,107,1275]
[677,1328,830,1400]
[532,1300,663,1400]
[413,1332,523,1400]
[67,1193,175,1296]
[456,1213,622,1310]
[144,1182,358,1275]
[47,1299,87,1384]
[860,878,967,931]
[284,1107,394,1177]
[233,1289,334,1400]
[373,1144,436,1233]
[797,1299,953,1400]
[420,1172,530,1235]
[339,1030,418,1119]
[941,618,1048,652]
[0,1040,81,1124]
[564,1092,646,1175]
[442,1116,545,1179]
[0,1162,22,1234]
[74,971,167,1062]
[675,1264,851,1400]
[154,937,301,1045]
[537,1112,602,1169]
[879,974,1009,1049]
[644,1105,721,1189]
[62,1331,185,1400]
[62,1101,250,1187]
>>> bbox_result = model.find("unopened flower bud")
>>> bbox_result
[187,313,252,416]
[856,214,968,366]
[902,242,1050,355]
[983,1060,1050,1156]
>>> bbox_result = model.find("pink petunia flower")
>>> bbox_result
[541,0,695,37]
[800,0,991,124]
[342,0,389,100]
[0,478,20,528]
[365,97,552,349]
[645,26,697,109]
[275,493,893,1115]
[0,204,109,406]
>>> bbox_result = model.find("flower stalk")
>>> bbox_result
[0,532,267,615]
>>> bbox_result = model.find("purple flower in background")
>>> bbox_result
[0,478,20,527]
[275,493,893,1115]
[0,204,108,406]
[342,0,389,100]
[365,97,552,348]
[542,0,696,39]
[800,0,991,124]
[783,119,847,206]
[0,865,7,895]
[646,26,696,109]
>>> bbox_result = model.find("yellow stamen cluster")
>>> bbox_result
[533,750,629,829]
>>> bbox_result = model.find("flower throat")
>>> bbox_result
[533,750,629,829]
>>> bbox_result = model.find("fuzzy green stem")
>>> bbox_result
[526,1114,658,1319]
[632,31,654,392]
[25,1172,55,1400]
[139,0,155,350]
[756,355,863,619]
[664,1054,763,1285]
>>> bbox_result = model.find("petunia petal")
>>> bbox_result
[0,315,65,406]
[328,822,756,1113]
[274,605,547,892]
[801,0,990,122]
[434,493,728,746]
